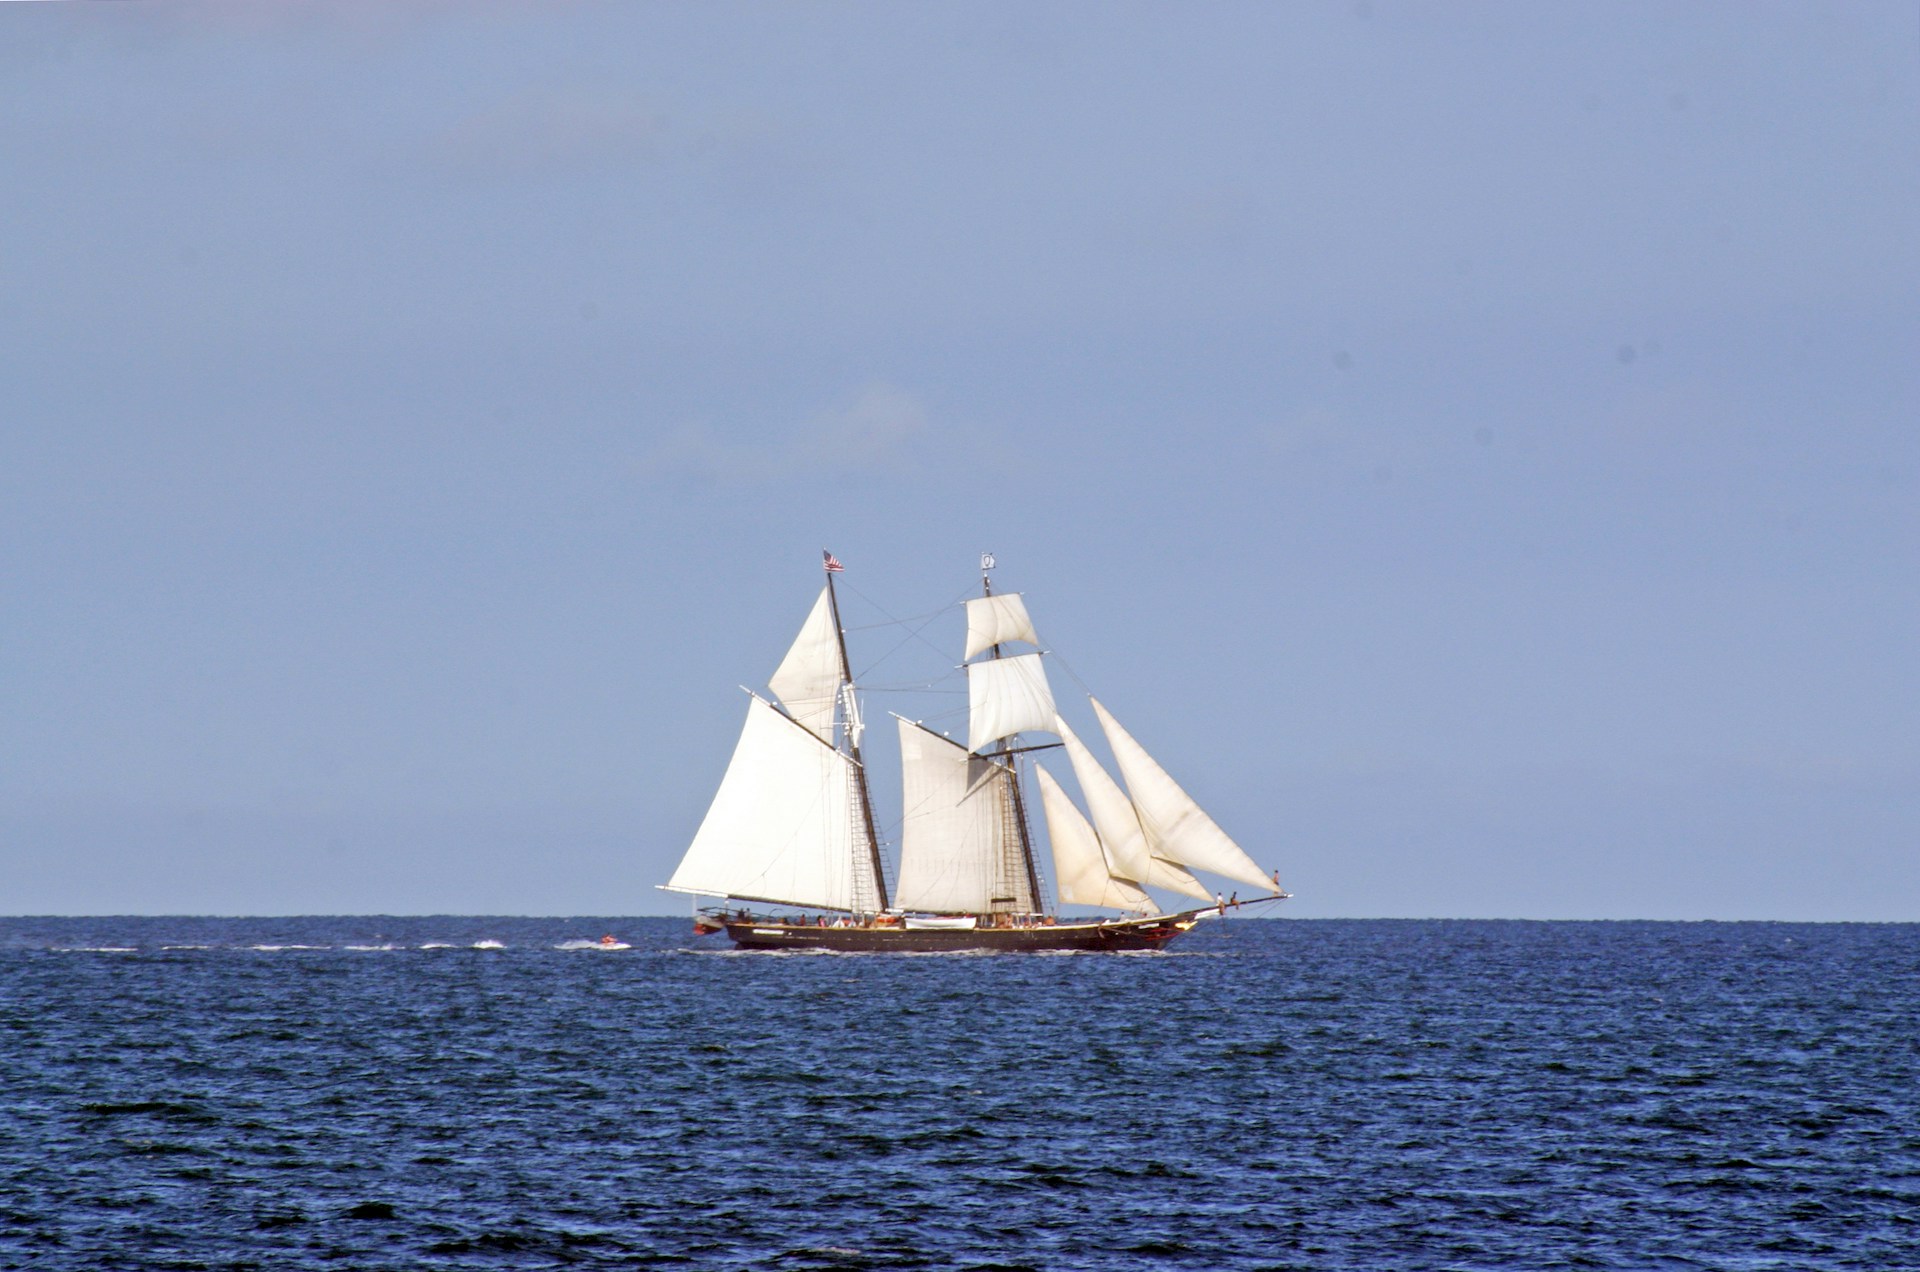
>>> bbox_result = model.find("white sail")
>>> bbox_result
[1035,764,1154,913]
[1092,698,1274,892]
[964,593,1040,660]
[664,696,871,910]
[894,718,1015,914]
[966,652,1058,753]
[767,586,841,743]
[1054,713,1214,903]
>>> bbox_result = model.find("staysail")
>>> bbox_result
[664,696,879,911]
[1035,764,1154,912]
[1053,713,1213,902]
[893,718,1029,913]
[1092,698,1274,892]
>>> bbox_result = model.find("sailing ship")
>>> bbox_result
[660,552,1288,951]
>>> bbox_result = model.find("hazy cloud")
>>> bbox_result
[636,382,931,485]
[1266,404,1419,473]
[436,87,673,176]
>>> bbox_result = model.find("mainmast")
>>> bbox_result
[980,553,1049,916]
[823,550,890,913]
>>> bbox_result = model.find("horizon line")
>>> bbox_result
[4,913,1914,925]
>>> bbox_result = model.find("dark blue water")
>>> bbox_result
[3,918,1916,1270]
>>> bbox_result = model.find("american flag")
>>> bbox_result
[822,551,845,573]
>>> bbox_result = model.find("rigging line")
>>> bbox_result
[857,677,966,691]
[1042,646,1099,704]
[842,578,976,682]
[842,606,954,632]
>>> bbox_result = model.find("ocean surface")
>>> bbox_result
[2,918,1916,1271]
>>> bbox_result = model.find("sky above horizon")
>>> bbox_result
[4,2,1916,919]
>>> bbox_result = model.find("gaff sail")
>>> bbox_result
[664,696,879,912]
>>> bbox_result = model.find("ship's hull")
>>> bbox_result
[716,911,1209,952]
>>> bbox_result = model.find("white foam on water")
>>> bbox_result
[420,943,456,949]
[345,944,400,951]
[470,940,506,949]
[58,946,138,953]
[746,946,848,957]
[251,944,328,951]
[555,939,630,950]
[160,944,212,950]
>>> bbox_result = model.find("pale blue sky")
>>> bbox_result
[3,2,1915,917]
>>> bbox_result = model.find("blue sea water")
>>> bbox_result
[2,917,1916,1271]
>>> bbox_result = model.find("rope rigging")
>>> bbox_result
[838,576,976,688]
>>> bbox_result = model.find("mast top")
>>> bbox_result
[823,550,846,575]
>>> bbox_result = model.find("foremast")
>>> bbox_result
[822,551,890,914]
[662,552,888,915]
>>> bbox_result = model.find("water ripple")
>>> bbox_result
[2,918,1916,1269]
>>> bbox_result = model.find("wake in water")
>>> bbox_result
[17,920,653,956]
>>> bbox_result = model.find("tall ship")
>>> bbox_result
[660,552,1288,951]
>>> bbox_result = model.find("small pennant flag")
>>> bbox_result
[822,551,845,573]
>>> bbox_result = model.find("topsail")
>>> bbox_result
[966,652,1058,753]
[767,585,842,744]
[964,593,1041,660]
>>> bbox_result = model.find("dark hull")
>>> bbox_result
[717,911,1208,953]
